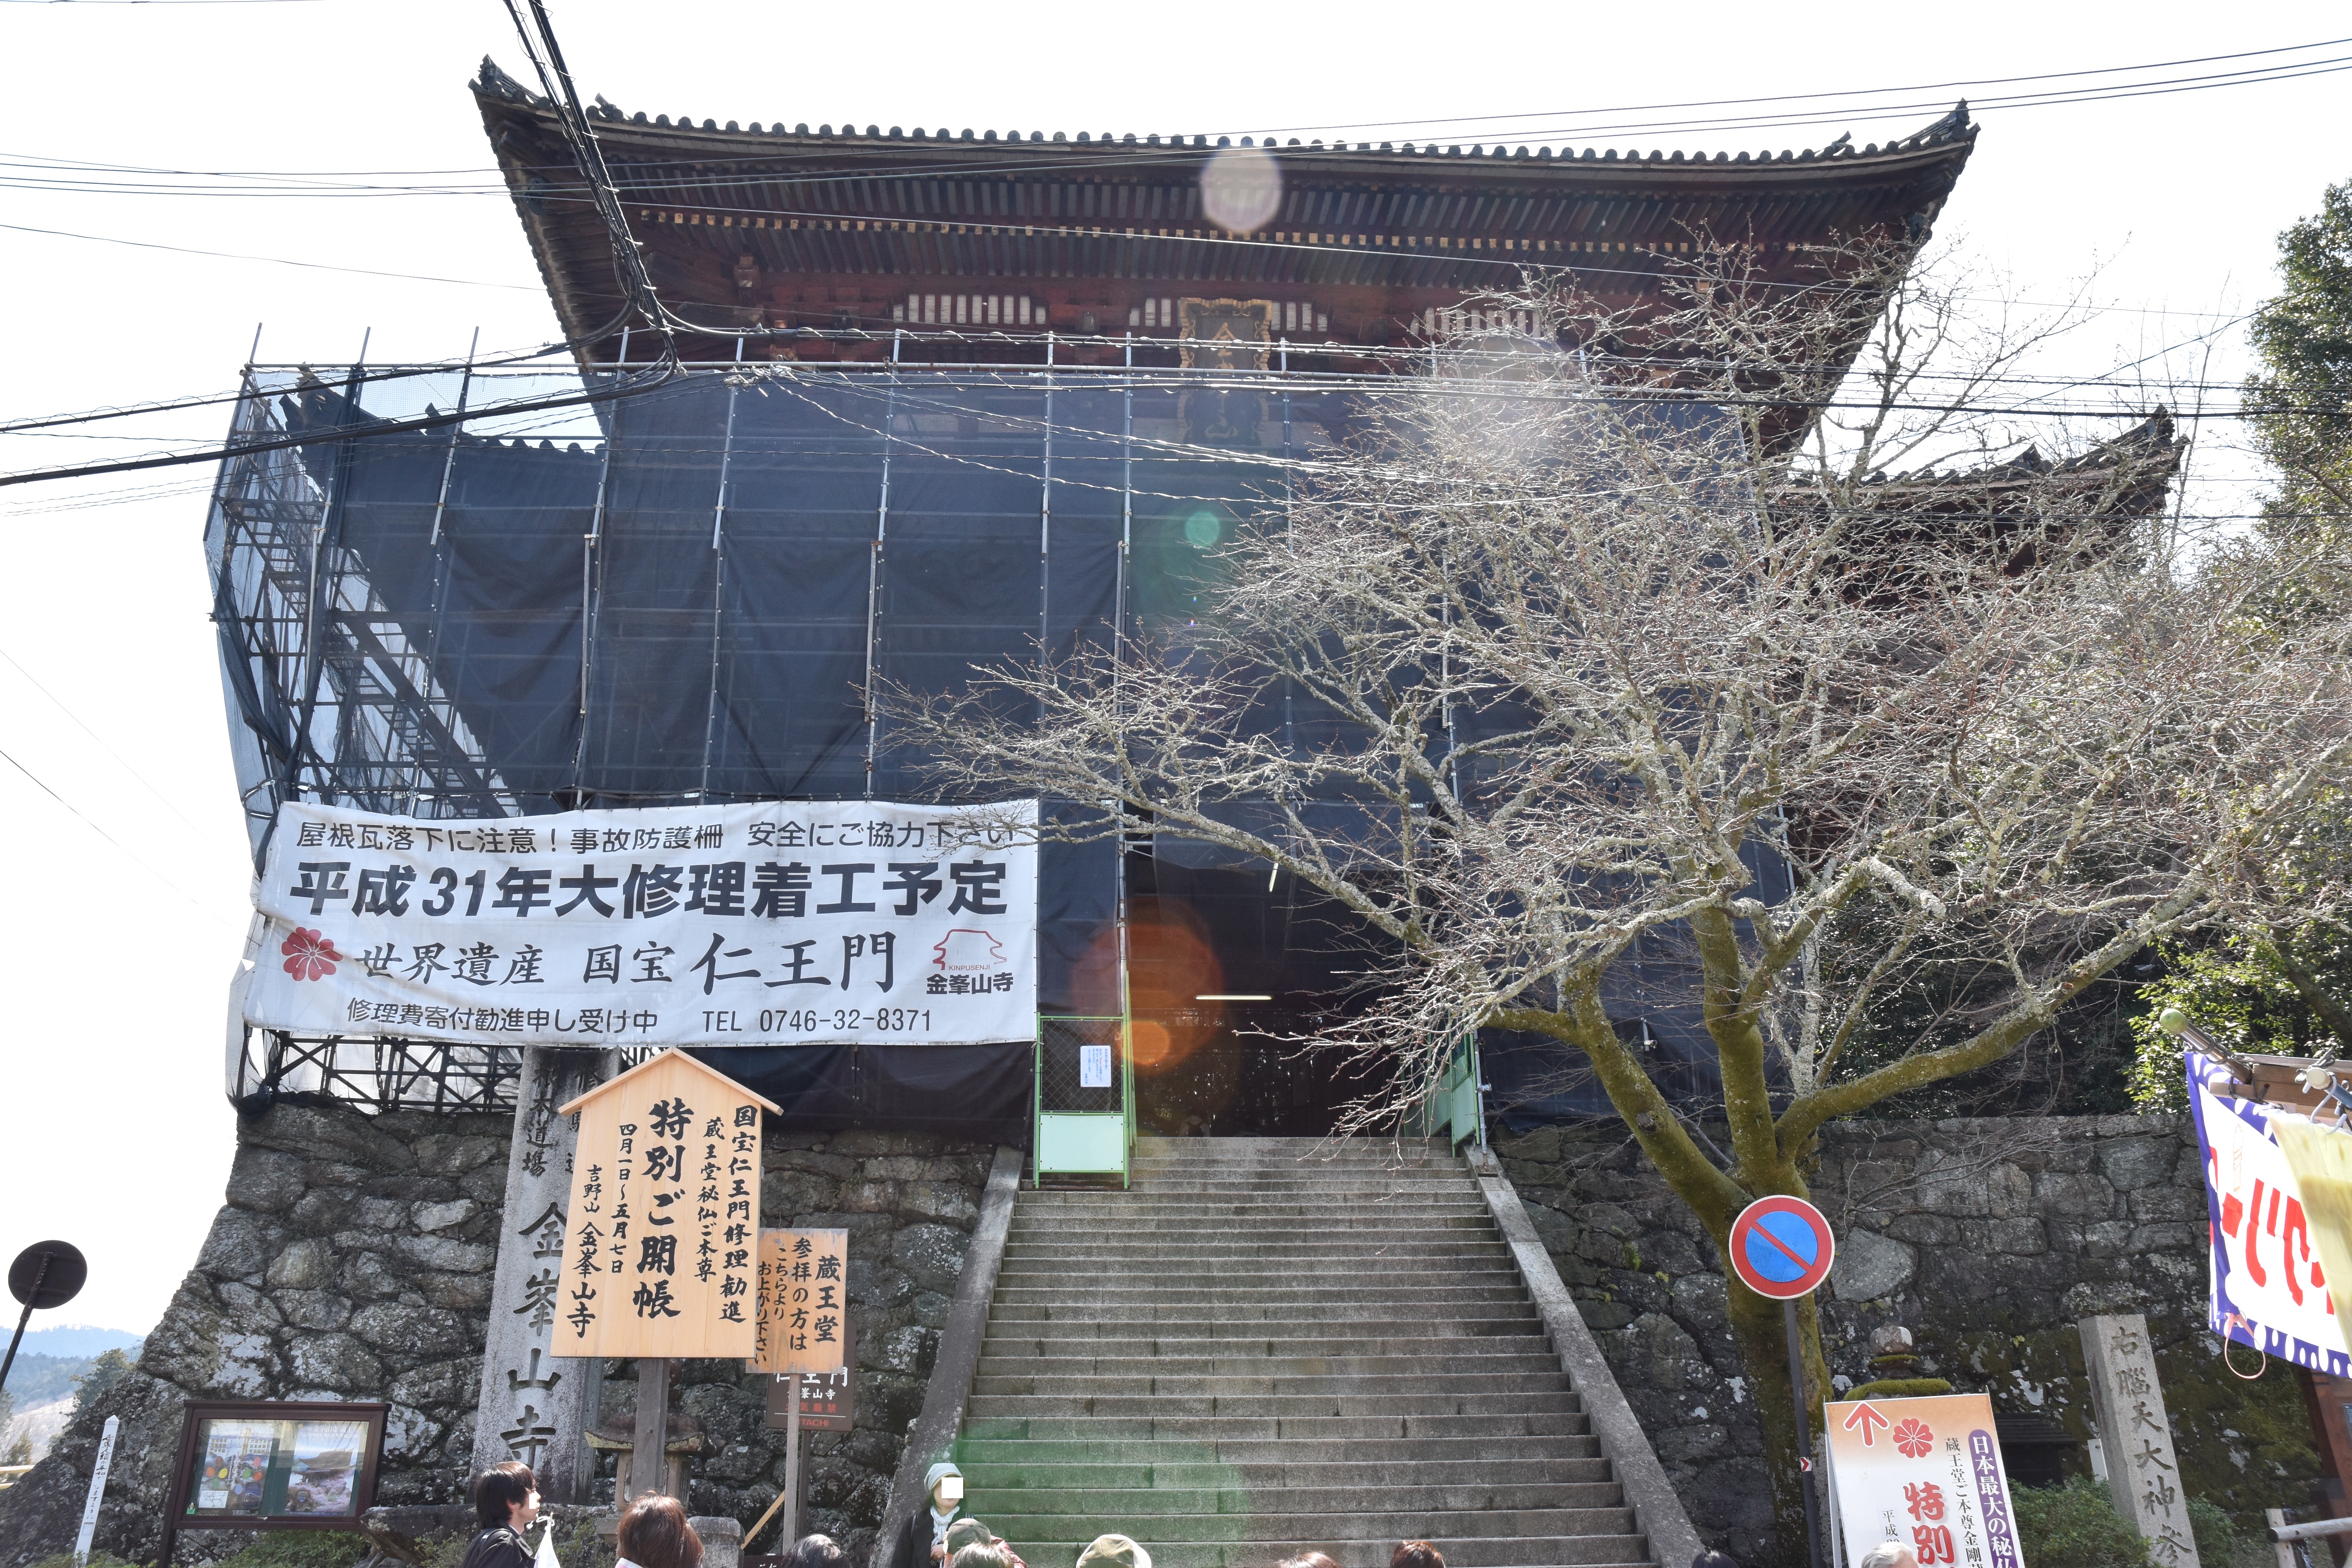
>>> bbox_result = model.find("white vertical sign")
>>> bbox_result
[74,1414,119,1567]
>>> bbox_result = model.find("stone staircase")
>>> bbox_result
[955,1136,1654,1568]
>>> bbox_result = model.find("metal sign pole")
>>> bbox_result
[1728,1198,1835,1568]
[0,1255,50,1396]
[780,1377,801,1549]
[1785,1299,1823,1568]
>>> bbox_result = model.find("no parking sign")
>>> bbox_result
[1730,1193,1838,1568]
[1729,1194,1836,1300]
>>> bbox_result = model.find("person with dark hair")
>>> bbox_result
[1693,1553,1743,1568]
[949,1546,1014,1568]
[459,1462,539,1568]
[1392,1544,1445,1568]
[781,1534,849,1568]
[944,1517,1027,1568]
[617,1494,705,1568]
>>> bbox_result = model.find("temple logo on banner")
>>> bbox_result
[2185,1049,2351,1375]
[243,800,1038,1049]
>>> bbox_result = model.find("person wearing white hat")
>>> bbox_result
[887,1461,967,1568]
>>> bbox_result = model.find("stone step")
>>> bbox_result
[974,1349,1562,1377]
[978,1509,1637,1546]
[1020,1189,1488,1203]
[945,1140,1654,1568]
[950,1457,1611,1487]
[984,1304,1543,1327]
[962,1481,1627,1515]
[1000,1240,1512,1262]
[985,1536,1647,1568]
[987,1285,1539,1308]
[1002,1222,1496,1232]
[960,1413,1596,1444]
[1134,1142,1458,1152]
[995,1255,1521,1274]
[1124,1169,1472,1182]
[964,1390,1581,1419]
[1006,1215,1500,1236]
[988,1279,1524,1307]
[970,1370,1569,1398]
[978,1325,1548,1350]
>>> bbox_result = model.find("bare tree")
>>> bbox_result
[893,240,2352,1551]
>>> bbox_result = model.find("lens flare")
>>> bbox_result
[1199,146,1281,234]
[1125,898,1222,1077]
[1126,1020,1175,1069]
[1182,508,1223,548]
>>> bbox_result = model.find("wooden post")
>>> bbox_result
[631,1356,671,1502]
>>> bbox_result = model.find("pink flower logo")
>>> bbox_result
[1892,1417,1936,1459]
[281,927,341,982]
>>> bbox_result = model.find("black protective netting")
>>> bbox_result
[206,363,1766,1122]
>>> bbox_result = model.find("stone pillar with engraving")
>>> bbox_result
[2080,1312,2200,1568]
[470,1046,612,1502]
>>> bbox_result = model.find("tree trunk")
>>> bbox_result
[1718,1234,1833,1568]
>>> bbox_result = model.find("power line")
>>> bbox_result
[0,743,223,918]
[12,43,2350,203]
[0,221,542,289]
[0,642,214,836]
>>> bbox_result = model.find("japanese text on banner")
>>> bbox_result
[244,799,1038,1049]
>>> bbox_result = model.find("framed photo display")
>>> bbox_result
[161,1400,387,1557]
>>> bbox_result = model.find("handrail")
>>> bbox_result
[869,1143,1026,1568]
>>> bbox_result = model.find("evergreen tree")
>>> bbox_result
[69,1348,132,1414]
[2247,176,2352,555]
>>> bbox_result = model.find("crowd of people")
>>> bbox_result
[453,1459,1500,1568]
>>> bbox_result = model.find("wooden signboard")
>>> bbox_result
[763,1320,857,1433]
[751,1227,849,1377]
[552,1049,781,1360]
[157,1401,388,1565]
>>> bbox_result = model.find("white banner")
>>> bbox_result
[2188,1059,2350,1373]
[245,800,1037,1049]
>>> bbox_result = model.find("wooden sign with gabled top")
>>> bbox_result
[551,1050,781,1360]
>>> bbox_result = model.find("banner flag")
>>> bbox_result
[245,800,1038,1049]
[2184,1048,2350,1375]
[1820,1392,2024,1568]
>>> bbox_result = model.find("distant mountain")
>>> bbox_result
[12,1327,141,1359]
[0,1354,93,1407]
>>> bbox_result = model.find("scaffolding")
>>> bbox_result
[207,336,1735,1123]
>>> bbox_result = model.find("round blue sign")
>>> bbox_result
[1728,1195,1835,1299]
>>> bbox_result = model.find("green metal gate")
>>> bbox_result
[1417,1033,1485,1150]
[1034,1015,1134,1185]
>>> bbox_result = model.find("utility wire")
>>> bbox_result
[0,642,213,835]
[0,221,543,289]
[10,44,2348,201]
[0,743,224,918]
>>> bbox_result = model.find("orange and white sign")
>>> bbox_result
[1820,1392,2025,1568]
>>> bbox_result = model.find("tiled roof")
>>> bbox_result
[477,58,1975,171]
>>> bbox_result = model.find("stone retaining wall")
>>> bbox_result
[1496,1115,2326,1563]
[0,1101,993,1566]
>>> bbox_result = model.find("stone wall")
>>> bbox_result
[0,1100,514,1564]
[1496,1114,2326,1564]
[0,1101,995,1566]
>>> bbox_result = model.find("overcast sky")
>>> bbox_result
[0,0,2342,1335]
